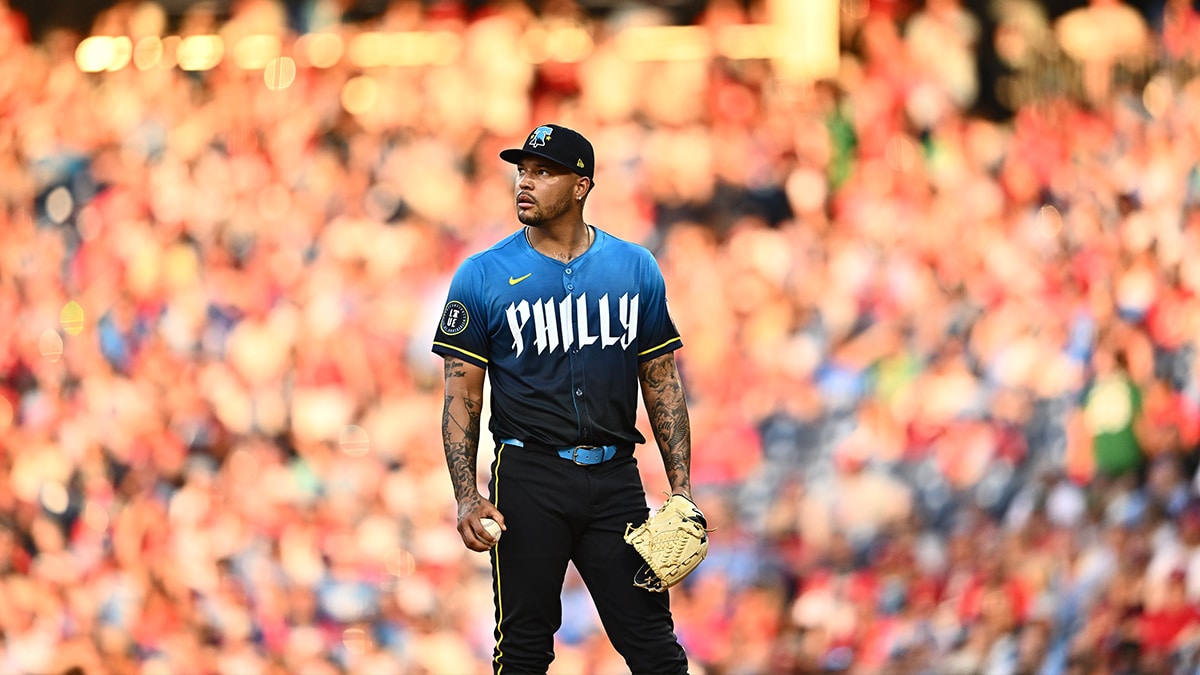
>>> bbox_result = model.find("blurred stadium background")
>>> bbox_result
[2,0,1200,673]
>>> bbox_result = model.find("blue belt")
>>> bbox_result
[501,438,618,465]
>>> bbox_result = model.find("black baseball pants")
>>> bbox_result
[486,441,689,675]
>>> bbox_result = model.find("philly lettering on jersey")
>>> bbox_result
[505,292,639,357]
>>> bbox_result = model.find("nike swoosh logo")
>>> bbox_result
[509,273,532,285]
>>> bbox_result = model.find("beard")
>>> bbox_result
[516,195,570,226]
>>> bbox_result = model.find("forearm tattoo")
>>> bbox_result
[442,358,483,506]
[640,355,692,494]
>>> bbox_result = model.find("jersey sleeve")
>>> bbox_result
[636,249,682,363]
[431,258,490,369]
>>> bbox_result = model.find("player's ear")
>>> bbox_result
[576,177,591,201]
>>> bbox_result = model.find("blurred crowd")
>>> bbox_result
[3,0,1200,673]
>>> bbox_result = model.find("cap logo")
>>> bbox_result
[576,159,585,168]
[528,126,553,148]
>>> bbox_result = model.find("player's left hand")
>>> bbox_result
[623,493,710,592]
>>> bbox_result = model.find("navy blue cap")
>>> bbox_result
[500,124,594,181]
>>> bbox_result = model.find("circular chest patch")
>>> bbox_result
[440,300,469,335]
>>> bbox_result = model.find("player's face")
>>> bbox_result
[514,157,581,226]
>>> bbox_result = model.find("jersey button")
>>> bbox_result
[565,268,572,275]
[575,388,583,396]
[567,284,574,291]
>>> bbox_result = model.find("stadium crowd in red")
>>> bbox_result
[2,0,1200,673]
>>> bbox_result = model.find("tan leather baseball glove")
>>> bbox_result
[623,494,710,592]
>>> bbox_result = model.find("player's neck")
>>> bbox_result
[525,221,593,263]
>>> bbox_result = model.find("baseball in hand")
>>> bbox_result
[481,517,502,543]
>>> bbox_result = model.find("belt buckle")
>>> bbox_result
[571,445,598,465]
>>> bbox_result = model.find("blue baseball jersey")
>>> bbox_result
[432,226,682,448]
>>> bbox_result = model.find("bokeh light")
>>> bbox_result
[75,35,134,72]
[338,424,370,456]
[263,56,297,91]
[346,31,386,68]
[177,35,224,71]
[40,482,70,515]
[44,186,74,224]
[296,32,344,69]
[83,501,110,533]
[342,627,369,655]
[60,301,85,335]
[38,329,63,362]
[340,75,379,115]
[1143,75,1173,119]
[75,36,118,72]
[385,548,417,578]
[108,35,133,71]
[1038,204,1064,236]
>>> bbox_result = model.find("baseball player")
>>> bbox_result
[433,123,698,674]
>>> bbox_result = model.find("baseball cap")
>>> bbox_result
[500,124,594,181]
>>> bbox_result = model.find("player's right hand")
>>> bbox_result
[456,494,505,552]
